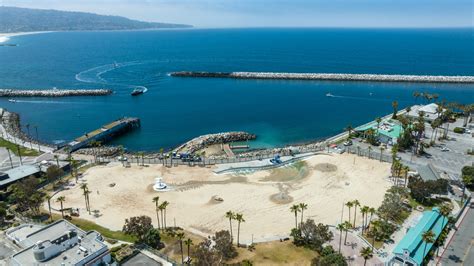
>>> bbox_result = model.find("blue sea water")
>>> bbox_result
[0,28,473,151]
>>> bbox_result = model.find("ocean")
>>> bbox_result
[0,28,473,151]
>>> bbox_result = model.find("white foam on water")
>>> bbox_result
[0,36,9,43]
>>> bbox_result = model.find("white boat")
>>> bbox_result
[8,99,17,103]
[326,93,335,97]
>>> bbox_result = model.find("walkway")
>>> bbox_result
[222,143,235,158]
[330,229,383,265]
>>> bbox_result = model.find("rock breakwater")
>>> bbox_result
[171,71,474,84]
[175,131,256,154]
[0,88,112,97]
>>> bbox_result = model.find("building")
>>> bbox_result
[356,119,403,145]
[7,220,111,266]
[0,165,41,189]
[406,103,444,122]
[416,164,442,182]
[388,208,448,266]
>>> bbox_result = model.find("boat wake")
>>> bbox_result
[75,61,148,93]
[8,100,73,104]
[325,93,393,102]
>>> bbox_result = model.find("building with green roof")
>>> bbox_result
[356,119,403,145]
[388,208,448,266]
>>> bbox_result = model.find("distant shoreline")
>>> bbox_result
[0,31,52,43]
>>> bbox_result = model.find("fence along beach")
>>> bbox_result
[171,71,474,83]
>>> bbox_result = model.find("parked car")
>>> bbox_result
[343,140,353,146]
[440,146,450,152]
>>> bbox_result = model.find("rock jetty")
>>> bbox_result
[175,131,256,154]
[171,71,474,84]
[0,88,112,97]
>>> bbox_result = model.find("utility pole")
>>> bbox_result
[16,145,22,165]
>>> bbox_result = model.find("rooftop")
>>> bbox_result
[416,163,441,182]
[356,119,402,139]
[0,165,41,188]
[393,208,448,265]
[10,220,108,266]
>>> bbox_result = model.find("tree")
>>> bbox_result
[312,245,348,266]
[194,239,220,265]
[377,190,404,223]
[461,165,474,189]
[184,238,193,263]
[235,213,245,247]
[159,201,169,229]
[177,232,185,263]
[408,176,449,205]
[299,203,308,224]
[225,211,235,243]
[375,117,382,135]
[422,230,435,264]
[122,215,153,241]
[360,206,369,232]
[413,91,420,104]
[345,201,353,227]
[56,196,66,218]
[213,230,238,260]
[352,200,360,228]
[152,196,160,229]
[336,223,345,252]
[291,219,333,252]
[46,165,64,182]
[290,204,300,229]
[80,183,90,212]
[0,205,7,225]
[345,125,353,139]
[7,176,45,216]
[342,221,351,246]
[143,228,162,249]
[439,203,452,236]
[53,154,60,167]
[360,247,373,266]
[392,100,399,119]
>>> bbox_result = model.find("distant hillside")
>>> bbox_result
[0,6,192,33]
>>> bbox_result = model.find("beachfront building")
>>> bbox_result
[406,103,445,122]
[387,208,448,266]
[0,165,41,190]
[7,220,111,266]
[355,119,403,145]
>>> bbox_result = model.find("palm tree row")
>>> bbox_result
[225,211,245,247]
[289,203,308,230]
[80,183,92,214]
[345,200,376,232]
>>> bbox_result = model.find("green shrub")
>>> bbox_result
[453,127,465,134]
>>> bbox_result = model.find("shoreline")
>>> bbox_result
[0,31,52,43]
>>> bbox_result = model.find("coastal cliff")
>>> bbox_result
[171,71,474,83]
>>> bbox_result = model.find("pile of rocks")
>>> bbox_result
[0,88,113,97]
[175,131,256,154]
[74,146,122,157]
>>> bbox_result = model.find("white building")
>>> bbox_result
[7,220,112,266]
[406,103,445,122]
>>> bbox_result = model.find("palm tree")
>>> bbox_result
[367,146,373,159]
[360,247,373,266]
[299,203,308,224]
[54,154,60,167]
[56,196,66,218]
[375,117,382,135]
[290,204,300,229]
[343,221,351,245]
[379,147,385,162]
[152,196,161,229]
[360,206,369,232]
[235,213,245,247]
[80,183,89,211]
[158,204,165,230]
[47,196,53,221]
[352,200,360,228]
[184,238,193,263]
[177,232,185,263]
[368,208,376,230]
[422,230,435,265]
[345,201,353,227]
[392,100,399,119]
[345,125,353,139]
[161,201,170,229]
[336,223,345,252]
[413,91,420,104]
[225,211,235,242]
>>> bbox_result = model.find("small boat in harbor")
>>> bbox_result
[131,88,145,96]
[326,93,335,97]
[8,99,17,103]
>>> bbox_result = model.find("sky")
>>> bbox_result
[1,0,473,28]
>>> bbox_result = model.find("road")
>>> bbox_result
[439,202,474,265]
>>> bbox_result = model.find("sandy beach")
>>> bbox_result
[51,153,391,243]
[0,31,51,43]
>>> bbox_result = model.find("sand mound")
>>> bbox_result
[314,163,338,172]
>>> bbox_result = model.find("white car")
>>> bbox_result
[440,147,450,152]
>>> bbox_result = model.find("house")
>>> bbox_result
[7,220,111,266]
[0,165,41,189]
[387,208,448,266]
[356,119,403,145]
[406,104,444,122]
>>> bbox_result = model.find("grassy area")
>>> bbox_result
[0,137,40,156]
[361,233,384,249]
[50,213,136,242]
[228,241,317,265]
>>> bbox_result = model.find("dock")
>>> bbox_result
[0,88,112,97]
[222,144,235,158]
[66,117,140,152]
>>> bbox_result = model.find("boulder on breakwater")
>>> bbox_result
[0,88,113,97]
[175,131,256,154]
[171,71,474,84]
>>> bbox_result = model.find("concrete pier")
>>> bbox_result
[66,118,140,152]
[171,71,474,84]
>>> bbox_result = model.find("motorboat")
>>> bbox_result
[131,88,145,96]
[8,99,17,103]
[326,93,335,97]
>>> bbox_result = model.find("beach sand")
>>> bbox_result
[51,153,391,243]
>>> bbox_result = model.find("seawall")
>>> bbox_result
[171,71,474,84]
[0,89,112,97]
